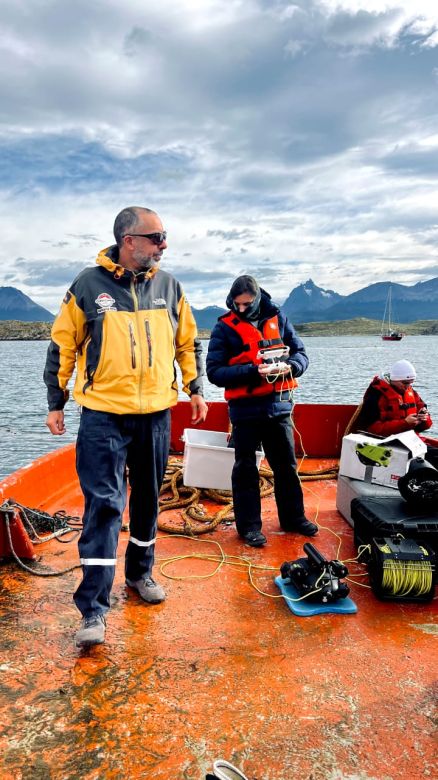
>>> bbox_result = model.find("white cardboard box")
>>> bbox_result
[339,431,427,489]
[182,428,264,491]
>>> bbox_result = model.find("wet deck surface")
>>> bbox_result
[0,459,437,780]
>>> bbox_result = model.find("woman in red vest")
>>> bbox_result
[356,359,432,437]
[355,359,438,468]
[206,275,317,547]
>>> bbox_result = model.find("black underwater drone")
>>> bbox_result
[280,543,350,603]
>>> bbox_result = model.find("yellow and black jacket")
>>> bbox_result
[44,246,204,414]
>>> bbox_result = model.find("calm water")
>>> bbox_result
[0,336,437,480]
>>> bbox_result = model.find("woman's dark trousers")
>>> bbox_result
[231,414,305,536]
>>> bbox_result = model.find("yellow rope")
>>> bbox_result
[156,535,333,603]
[375,541,434,598]
[157,457,338,536]
[343,403,362,435]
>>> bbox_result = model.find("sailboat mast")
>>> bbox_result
[381,286,390,336]
[381,284,403,340]
[388,285,392,331]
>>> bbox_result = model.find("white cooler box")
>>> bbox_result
[182,429,264,491]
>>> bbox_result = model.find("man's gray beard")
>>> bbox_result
[136,254,161,270]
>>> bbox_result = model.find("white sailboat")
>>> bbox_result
[381,285,403,341]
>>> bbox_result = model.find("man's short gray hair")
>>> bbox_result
[113,207,156,247]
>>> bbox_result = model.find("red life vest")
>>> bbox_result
[221,311,298,400]
[371,376,417,422]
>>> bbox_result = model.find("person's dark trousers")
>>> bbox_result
[74,407,170,618]
[231,413,305,536]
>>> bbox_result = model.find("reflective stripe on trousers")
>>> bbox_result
[73,407,170,618]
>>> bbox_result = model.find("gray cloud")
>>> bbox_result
[207,229,255,240]
[380,144,438,176]
[164,266,235,285]
[66,234,102,242]
[40,240,70,248]
[395,264,438,277]
[6,260,91,287]
[123,26,153,57]
[324,8,404,47]
[0,0,437,309]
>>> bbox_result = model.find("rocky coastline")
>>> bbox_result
[0,319,437,340]
[0,321,52,340]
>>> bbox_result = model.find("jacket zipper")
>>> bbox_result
[81,335,92,378]
[145,320,152,367]
[130,277,144,412]
[128,322,137,368]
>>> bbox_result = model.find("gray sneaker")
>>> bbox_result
[126,577,166,604]
[75,614,106,647]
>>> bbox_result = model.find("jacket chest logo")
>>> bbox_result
[95,293,117,313]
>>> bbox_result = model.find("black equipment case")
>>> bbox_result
[352,496,438,554]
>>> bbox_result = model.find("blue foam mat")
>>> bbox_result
[274,575,357,616]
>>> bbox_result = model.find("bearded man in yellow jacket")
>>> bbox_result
[44,206,208,647]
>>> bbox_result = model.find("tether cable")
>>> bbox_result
[2,509,81,577]
[156,535,329,603]
[373,539,434,599]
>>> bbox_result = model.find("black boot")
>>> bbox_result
[293,518,318,536]
[241,529,267,547]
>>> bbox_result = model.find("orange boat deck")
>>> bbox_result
[0,404,437,780]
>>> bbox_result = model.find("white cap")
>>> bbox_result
[389,359,416,381]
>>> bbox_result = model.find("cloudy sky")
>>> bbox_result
[1,0,437,313]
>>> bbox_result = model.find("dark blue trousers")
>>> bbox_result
[231,414,305,536]
[74,407,170,618]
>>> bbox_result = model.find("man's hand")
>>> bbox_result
[46,410,66,435]
[190,394,208,424]
[405,414,419,429]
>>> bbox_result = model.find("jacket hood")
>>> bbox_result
[225,287,279,320]
[374,374,406,395]
[258,288,279,317]
[96,245,159,280]
[374,374,391,386]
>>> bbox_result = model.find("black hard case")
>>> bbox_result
[352,496,438,553]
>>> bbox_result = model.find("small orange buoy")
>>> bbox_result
[0,505,37,561]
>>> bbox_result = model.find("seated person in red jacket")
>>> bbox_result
[355,359,438,468]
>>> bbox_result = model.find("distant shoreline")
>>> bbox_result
[0,318,437,341]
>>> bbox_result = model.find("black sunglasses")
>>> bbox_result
[124,232,167,245]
